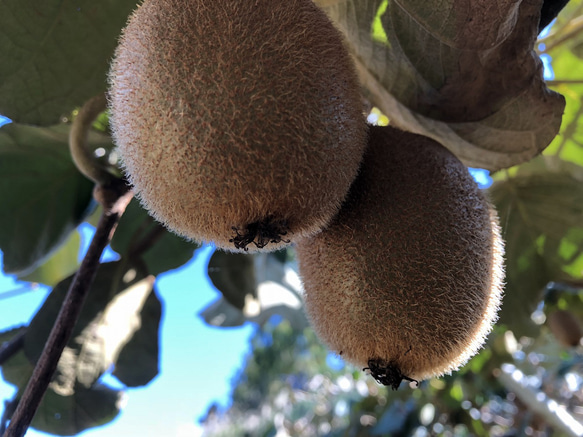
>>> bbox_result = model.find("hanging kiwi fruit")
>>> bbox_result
[109,0,367,251]
[296,125,505,389]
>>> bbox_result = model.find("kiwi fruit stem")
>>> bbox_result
[69,94,119,187]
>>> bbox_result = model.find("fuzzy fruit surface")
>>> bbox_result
[297,125,505,384]
[108,0,367,251]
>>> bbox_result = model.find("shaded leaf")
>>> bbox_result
[208,251,257,310]
[201,252,308,329]
[1,349,34,390]
[0,0,138,125]
[113,290,162,387]
[0,123,98,274]
[24,262,158,392]
[31,383,123,436]
[539,0,570,32]
[489,159,583,336]
[0,326,31,388]
[318,0,565,170]
[371,399,416,435]
[18,231,81,287]
[199,297,247,328]
[0,325,25,348]
[110,199,198,276]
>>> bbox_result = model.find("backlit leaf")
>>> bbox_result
[18,231,81,287]
[0,0,139,125]
[489,159,583,335]
[113,290,162,387]
[24,262,159,392]
[318,0,565,170]
[0,123,97,274]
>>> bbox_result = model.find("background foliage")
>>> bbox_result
[0,0,582,436]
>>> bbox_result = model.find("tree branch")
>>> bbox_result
[3,185,133,437]
[547,79,583,86]
[495,364,583,437]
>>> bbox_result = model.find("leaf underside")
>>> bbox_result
[319,0,565,171]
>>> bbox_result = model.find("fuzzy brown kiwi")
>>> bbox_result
[547,309,582,348]
[108,0,367,251]
[296,125,505,389]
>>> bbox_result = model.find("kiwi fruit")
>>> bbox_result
[108,0,367,251]
[297,125,505,389]
[547,309,582,348]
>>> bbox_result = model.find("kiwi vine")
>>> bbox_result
[364,358,419,391]
[229,217,291,251]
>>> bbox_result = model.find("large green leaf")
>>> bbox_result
[489,159,583,336]
[208,251,257,310]
[31,383,123,436]
[0,123,100,274]
[0,326,31,388]
[317,0,565,170]
[541,3,583,168]
[24,262,159,392]
[0,0,138,125]
[18,231,81,287]
[110,199,199,276]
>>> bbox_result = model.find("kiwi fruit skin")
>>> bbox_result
[547,310,582,347]
[297,125,505,383]
[108,0,367,251]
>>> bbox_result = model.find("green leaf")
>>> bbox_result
[24,262,158,391]
[18,231,81,287]
[31,383,123,436]
[0,0,139,125]
[319,0,565,170]
[113,290,162,387]
[0,325,25,345]
[489,161,583,336]
[1,349,34,390]
[201,252,308,329]
[110,199,198,276]
[0,326,32,388]
[208,251,257,310]
[0,123,96,275]
[543,51,583,167]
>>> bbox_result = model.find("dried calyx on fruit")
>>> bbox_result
[297,125,505,389]
[108,0,367,252]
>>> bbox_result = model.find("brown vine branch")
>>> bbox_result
[547,79,583,86]
[495,364,583,437]
[3,185,133,437]
[538,15,583,54]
